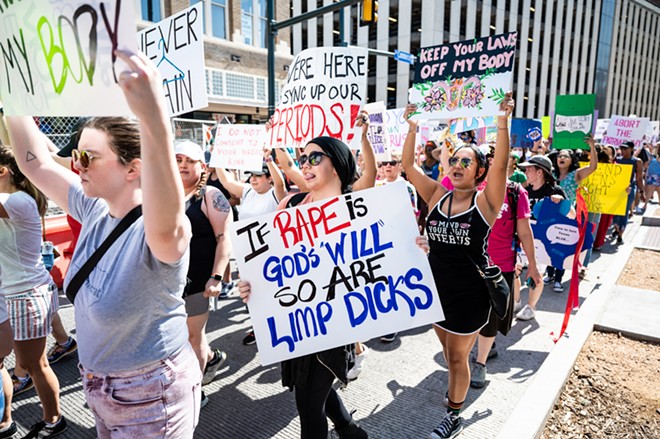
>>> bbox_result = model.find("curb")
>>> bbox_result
[495,219,641,439]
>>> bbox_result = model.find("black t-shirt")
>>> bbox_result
[526,183,567,220]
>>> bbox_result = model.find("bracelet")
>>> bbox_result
[210,273,222,281]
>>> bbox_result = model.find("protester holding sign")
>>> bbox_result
[6,50,200,436]
[612,142,645,244]
[0,145,66,437]
[175,141,233,405]
[641,144,660,211]
[238,135,375,439]
[401,92,514,439]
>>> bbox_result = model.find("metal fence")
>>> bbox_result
[37,117,217,152]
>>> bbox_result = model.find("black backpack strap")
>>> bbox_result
[286,192,308,208]
[65,205,143,304]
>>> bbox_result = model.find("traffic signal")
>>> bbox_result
[360,0,378,26]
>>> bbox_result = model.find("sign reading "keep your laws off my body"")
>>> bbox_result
[268,46,368,149]
[0,0,138,116]
[228,182,444,365]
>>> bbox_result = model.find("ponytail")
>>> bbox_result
[0,145,48,216]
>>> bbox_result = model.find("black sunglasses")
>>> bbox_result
[448,156,473,168]
[298,151,329,167]
[378,160,399,167]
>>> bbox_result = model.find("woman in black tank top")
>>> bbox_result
[401,94,515,438]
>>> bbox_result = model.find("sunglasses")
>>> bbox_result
[557,154,571,159]
[448,156,473,168]
[378,160,399,167]
[71,149,98,168]
[298,151,329,167]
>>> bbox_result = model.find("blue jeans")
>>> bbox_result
[612,187,636,231]
[80,343,201,438]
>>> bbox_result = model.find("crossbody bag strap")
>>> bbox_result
[446,192,484,275]
[65,205,143,304]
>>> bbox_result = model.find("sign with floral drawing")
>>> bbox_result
[409,32,517,120]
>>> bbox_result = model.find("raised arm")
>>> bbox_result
[4,115,79,213]
[265,149,287,201]
[481,92,514,221]
[401,104,445,205]
[575,133,598,183]
[203,187,233,298]
[214,167,248,199]
[352,110,377,191]
[116,49,190,264]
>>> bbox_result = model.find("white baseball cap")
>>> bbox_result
[174,141,204,162]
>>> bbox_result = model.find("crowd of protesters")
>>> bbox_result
[0,51,658,439]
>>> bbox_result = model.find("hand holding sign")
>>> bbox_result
[116,50,167,122]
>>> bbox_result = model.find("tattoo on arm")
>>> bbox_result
[26,151,38,162]
[212,191,231,213]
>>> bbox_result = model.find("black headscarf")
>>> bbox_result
[306,136,357,193]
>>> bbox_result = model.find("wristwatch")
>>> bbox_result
[210,273,222,281]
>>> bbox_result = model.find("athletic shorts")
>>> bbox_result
[184,292,210,317]
[646,174,660,187]
[6,282,58,341]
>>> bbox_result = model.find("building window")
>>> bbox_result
[241,0,268,47]
[140,0,162,22]
[226,73,255,100]
[211,71,224,96]
[191,0,227,39]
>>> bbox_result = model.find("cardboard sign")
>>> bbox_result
[580,163,633,215]
[601,115,650,148]
[137,3,207,116]
[410,32,517,120]
[385,108,410,152]
[0,0,138,116]
[268,47,368,149]
[510,118,542,149]
[531,199,594,270]
[228,182,444,365]
[552,94,595,150]
[209,124,266,172]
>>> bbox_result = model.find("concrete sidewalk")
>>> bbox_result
[5,211,657,439]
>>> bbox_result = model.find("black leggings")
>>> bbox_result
[294,357,352,438]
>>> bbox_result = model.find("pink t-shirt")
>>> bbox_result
[440,175,488,191]
[487,185,531,272]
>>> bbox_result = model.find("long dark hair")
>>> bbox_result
[0,145,48,216]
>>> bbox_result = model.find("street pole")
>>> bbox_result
[267,0,361,117]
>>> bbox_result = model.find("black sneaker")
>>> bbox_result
[429,413,463,439]
[242,330,256,346]
[23,416,67,438]
[202,349,227,385]
[380,333,397,343]
[0,422,17,439]
[335,420,368,438]
[200,391,209,409]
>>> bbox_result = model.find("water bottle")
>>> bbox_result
[41,241,55,271]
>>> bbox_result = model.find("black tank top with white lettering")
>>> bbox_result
[185,189,216,296]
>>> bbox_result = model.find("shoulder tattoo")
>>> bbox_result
[212,191,231,213]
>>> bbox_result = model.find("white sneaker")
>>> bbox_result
[516,304,536,321]
[514,300,523,313]
[347,345,369,381]
[553,282,564,292]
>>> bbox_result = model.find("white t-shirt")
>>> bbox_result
[239,186,280,220]
[0,191,51,295]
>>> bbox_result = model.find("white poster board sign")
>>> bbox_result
[138,3,207,116]
[229,182,444,365]
[602,115,650,148]
[268,46,368,148]
[385,108,409,152]
[350,102,391,161]
[594,119,610,140]
[645,121,659,143]
[0,0,138,116]
[209,124,266,172]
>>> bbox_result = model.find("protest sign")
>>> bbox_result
[417,121,449,147]
[228,182,443,365]
[645,121,659,143]
[351,102,390,161]
[0,0,138,116]
[385,108,409,152]
[531,199,594,270]
[552,94,595,150]
[594,119,610,140]
[580,163,633,215]
[542,116,551,139]
[209,124,266,172]
[138,3,207,116]
[268,47,368,149]
[449,116,496,135]
[409,32,517,120]
[601,115,650,148]
[510,118,542,149]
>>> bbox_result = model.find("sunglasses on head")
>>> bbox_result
[298,151,329,167]
[378,160,399,167]
[448,156,474,169]
[71,149,98,168]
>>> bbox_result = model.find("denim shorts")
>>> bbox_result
[79,343,202,438]
[5,282,57,341]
